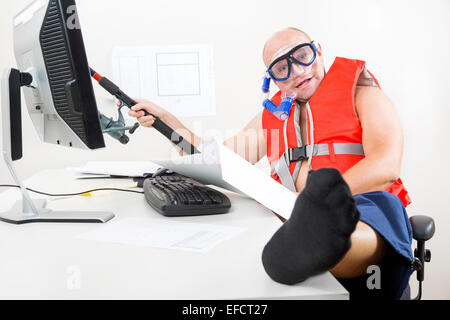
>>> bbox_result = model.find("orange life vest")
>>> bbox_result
[262,57,411,207]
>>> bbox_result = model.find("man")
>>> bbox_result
[128,28,414,299]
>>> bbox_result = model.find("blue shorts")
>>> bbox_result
[337,191,414,300]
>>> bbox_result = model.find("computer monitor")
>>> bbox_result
[13,0,105,151]
[0,0,114,224]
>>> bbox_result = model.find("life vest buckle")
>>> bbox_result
[288,147,309,163]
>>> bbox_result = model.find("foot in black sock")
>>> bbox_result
[262,168,360,285]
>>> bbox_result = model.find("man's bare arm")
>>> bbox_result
[129,99,266,162]
[223,111,267,164]
[342,86,404,195]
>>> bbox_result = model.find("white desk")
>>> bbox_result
[0,169,348,300]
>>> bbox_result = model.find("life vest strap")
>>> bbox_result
[288,147,308,162]
[288,143,364,163]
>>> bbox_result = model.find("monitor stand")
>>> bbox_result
[0,68,114,225]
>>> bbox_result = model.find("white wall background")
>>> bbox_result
[1,0,449,299]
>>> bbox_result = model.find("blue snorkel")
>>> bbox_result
[262,74,297,121]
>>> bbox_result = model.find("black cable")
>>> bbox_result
[0,185,144,197]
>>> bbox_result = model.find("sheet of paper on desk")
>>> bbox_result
[68,161,162,178]
[77,218,246,253]
[152,140,297,220]
[112,45,216,118]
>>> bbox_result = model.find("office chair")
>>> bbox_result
[409,215,436,300]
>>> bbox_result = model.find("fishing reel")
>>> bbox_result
[99,101,140,145]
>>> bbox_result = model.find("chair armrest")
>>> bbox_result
[410,215,435,242]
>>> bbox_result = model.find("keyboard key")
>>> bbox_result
[150,188,166,202]
[200,191,214,204]
[185,191,197,205]
[207,191,223,204]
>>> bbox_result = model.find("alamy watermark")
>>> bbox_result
[66,265,81,290]
[66,5,80,30]
[366,265,381,290]
[167,122,283,166]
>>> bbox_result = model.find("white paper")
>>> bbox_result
[68,161,162,178]
[78,218,247,253]
[217,143,297,220]
[112,45,216,118]
[71,173,113,179]
[152,140,297,220]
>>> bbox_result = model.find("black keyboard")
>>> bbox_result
[142,171,231,217]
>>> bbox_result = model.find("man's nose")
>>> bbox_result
[291,63,307,77]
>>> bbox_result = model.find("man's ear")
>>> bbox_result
[316,42,323,56]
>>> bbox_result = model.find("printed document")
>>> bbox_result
[112,45,216,118]
[78,218,246,253]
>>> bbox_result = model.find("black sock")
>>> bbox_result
[262,168,360,285]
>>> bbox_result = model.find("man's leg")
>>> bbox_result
[262,169,361,285]
[333,192,414,299]
[330,221,388,279]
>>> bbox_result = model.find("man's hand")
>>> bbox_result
[119,98,202,155]
[118,99,168,128]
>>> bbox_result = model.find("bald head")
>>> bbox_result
[263,28,312,67]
